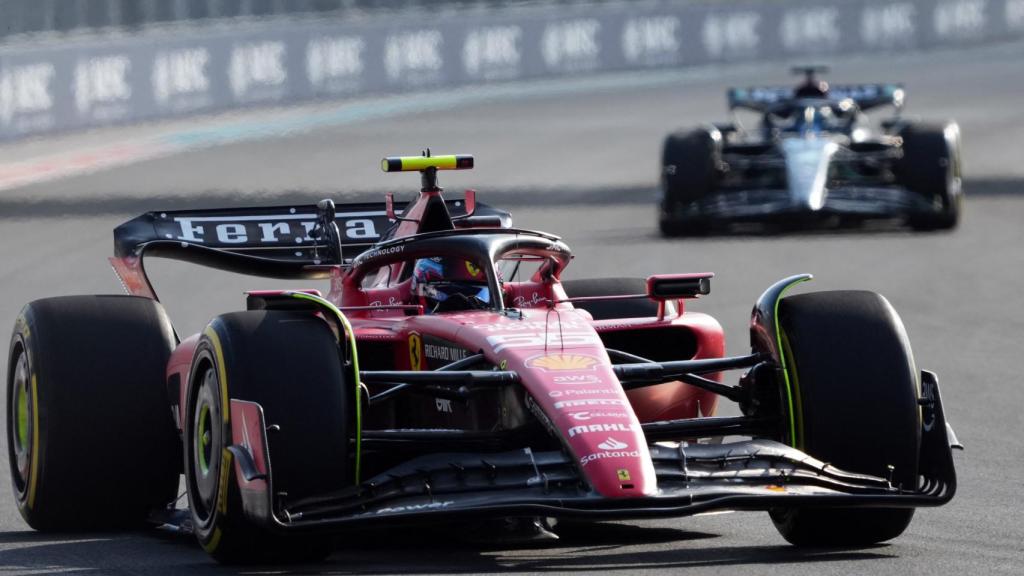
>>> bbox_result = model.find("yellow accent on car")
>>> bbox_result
[27,374,39,510]
[203,326,230,425]
[381,154,474,172]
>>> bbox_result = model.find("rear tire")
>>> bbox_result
[6,296,179,530]
[561,278,658,320]
[897,122,962,230]
[185,310,348,564]
[769,291,921,546]
[659,130,719,236]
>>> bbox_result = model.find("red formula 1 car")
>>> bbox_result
[7,154,959,563]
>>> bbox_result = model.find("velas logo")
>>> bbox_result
[598,437,628,450]
[527,353,600,371]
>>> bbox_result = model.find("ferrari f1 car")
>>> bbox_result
[8,153,959,563]
[659,67,963,235]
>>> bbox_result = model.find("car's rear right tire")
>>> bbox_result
[7,296,179,531]
[185,310,348,564]
[769,291,921,546]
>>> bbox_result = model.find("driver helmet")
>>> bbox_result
[411,257,490,313]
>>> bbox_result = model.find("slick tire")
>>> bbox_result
[185,311,348,564]
[769,291,920,546]
[7,296,180,530]
[898,122,962,230]
[659,130,718,237]
[560,278,659,320]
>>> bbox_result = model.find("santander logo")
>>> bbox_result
[598,437,628,450]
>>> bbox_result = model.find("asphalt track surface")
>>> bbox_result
[1,41,1023,574]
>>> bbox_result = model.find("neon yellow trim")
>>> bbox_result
[216,448,232,515]
[15,380,28,450]
[198,403,211,475]
[286,292,363,485]
[780,330,805,449]
[382,155,472,172]
[202,327,230,425]
[27,374,39,509]
[773,276,811,448]
[202,527,222,553]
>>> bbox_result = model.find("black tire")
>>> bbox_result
[185,310,348,564]
[897,122,962,230]
[6,296,179,531]
[561,278,659,320]
[769,291,921,546]
[659,129,718,236]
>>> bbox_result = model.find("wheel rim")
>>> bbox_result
[9,348,33,497]
[189,365,222,523]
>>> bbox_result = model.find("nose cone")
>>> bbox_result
[782,139,838,211]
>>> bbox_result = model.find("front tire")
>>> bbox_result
[898,122,962,230]
[770,291,921,546]
[659,129,719,236]
[6,296,179,530]
[185,310,348,564]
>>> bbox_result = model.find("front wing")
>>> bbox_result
[225,372,957,532]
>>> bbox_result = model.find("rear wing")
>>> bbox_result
[113,199,511,279]
[727,83,904,112]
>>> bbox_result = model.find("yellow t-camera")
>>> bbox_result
[381,155,474,172]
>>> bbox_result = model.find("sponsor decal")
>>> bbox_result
[580,449,639,467]
[74,55,132,121]
[424,343,469,363]
[364,245,405,260]
[780,7,840,52]
[168,213,379,245]
[499,359,508,370]
[487,332,600,352]
[385,30,444,85]
[1009,0,1024,31]
[617,469,632,482]
[463,25,522,80]
[598,437,629,450]
[861,3,917,47]
[553,374,602,385]
[702,12,761,58]
[376,500,454,515]
[622,15,681,66]
[934,0,987,39]
[527,353,600,371]
[307,35,365,93]
[229,41,287,101]
[553,398,625,409]
[152,47,211,111]
[541,19,601,72]
[766,485,788,492]
[512,292,547,307]
[548,388,616,398]
[568,411,629,421]
[408,332,425,371]
[435,398,453,413]
[464,260,482,278]
[0,62,55,133]
[568,423,639,438]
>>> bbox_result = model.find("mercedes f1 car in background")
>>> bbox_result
[8,153,959,564]
[659,67,963,235]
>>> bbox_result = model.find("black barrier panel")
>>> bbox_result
[1,0,1023,141]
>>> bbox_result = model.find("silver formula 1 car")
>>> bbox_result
[658,67,963,235]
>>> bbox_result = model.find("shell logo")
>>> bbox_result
[527,353,600,371]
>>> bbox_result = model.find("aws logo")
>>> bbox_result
[527,353,600,372]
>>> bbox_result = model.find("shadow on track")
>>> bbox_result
[0,522,897,575]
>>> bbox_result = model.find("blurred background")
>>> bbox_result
[0,0,1022,574]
